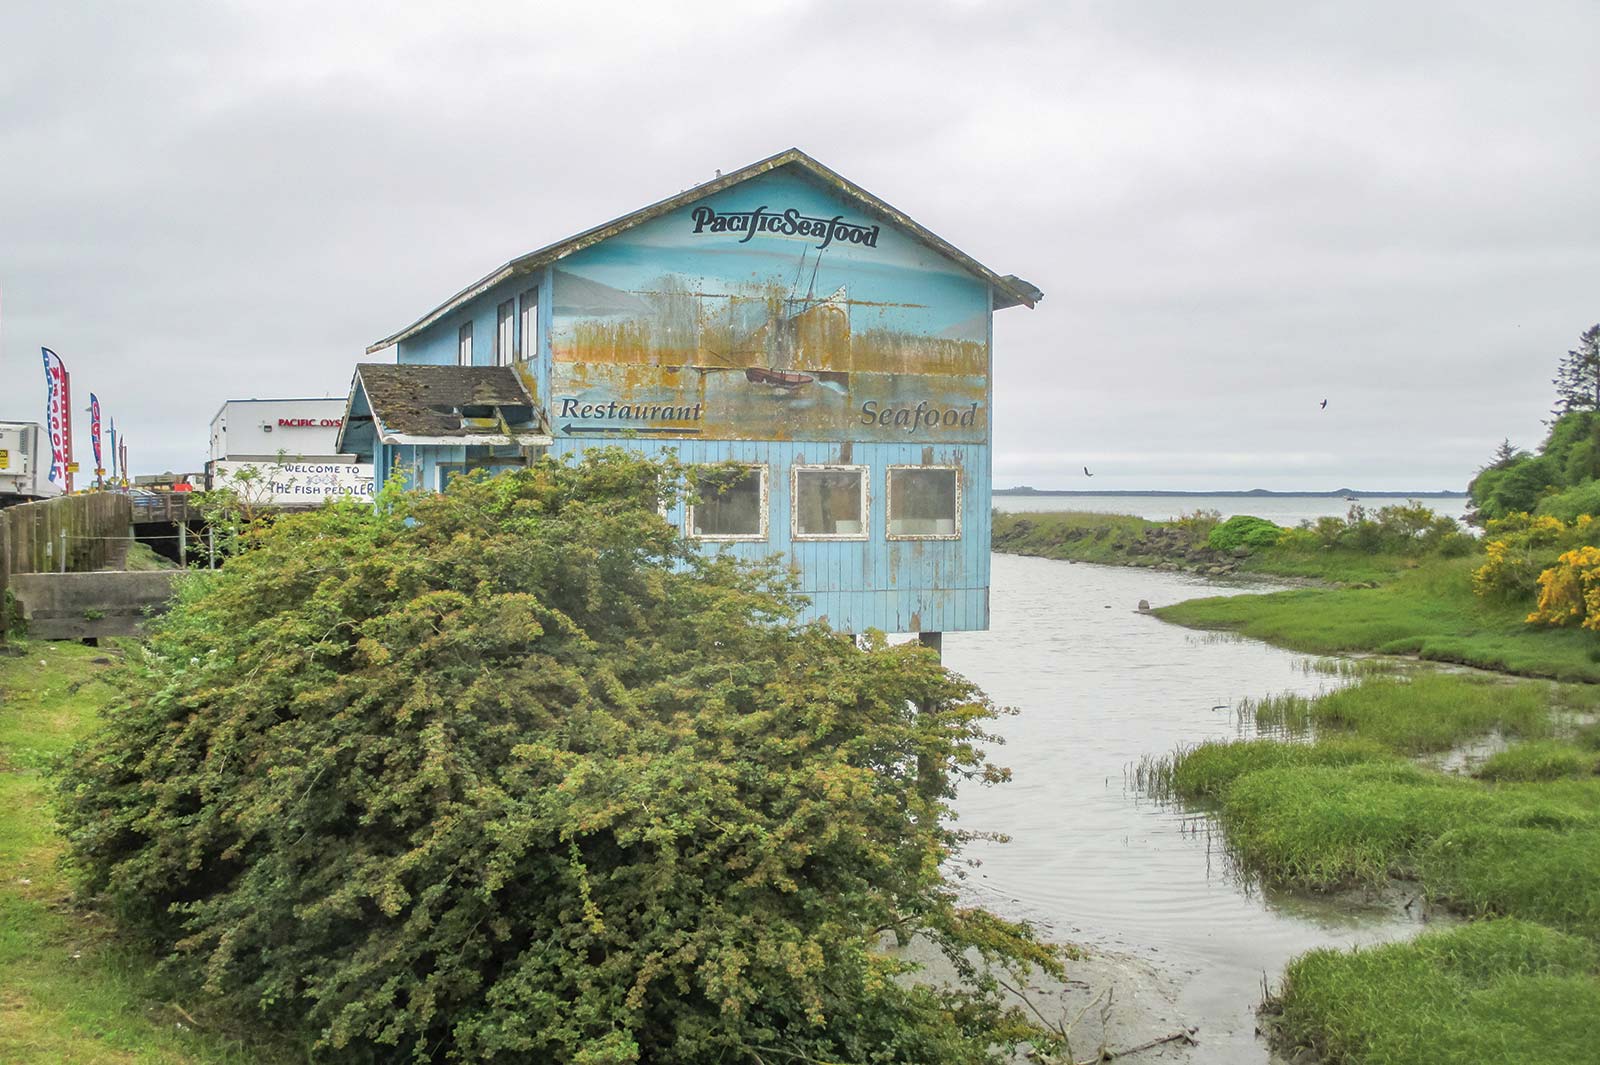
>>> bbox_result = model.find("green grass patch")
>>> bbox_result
[1215,762,1490,888]
[991,511,1164,567]
[1136,736,1396,803]
[1272,919,1600,1065]
[123,541,178,571]
[1159,738,1600,932]
[1475,740,1600,782]
[1152,669,1600,1060]
[1237,543,1417,585]
[1249,672,1571,752]
[1424,825,1600,939]
[1294,656,1406,678]
[0,641,301,1064]
[1156,556,1600,681]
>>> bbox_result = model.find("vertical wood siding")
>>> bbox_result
[550,437,989,634]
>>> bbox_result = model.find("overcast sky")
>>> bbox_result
[2,1,1596,490]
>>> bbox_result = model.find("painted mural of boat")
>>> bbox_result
[734,283,849,391]
[744,367,814,389]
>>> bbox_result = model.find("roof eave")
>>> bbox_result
[378,431,554,447]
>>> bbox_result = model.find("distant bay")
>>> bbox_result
[991,490,1471,525]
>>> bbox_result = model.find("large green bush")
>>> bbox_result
[1295,502,1470,557]
[1536,479,1600,522]
[57,451,1059,1064]
[1207,514,1285,552]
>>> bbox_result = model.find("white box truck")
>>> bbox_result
[0,421,63,504]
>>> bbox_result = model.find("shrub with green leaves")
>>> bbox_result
[57,450,1060,1065]
[1206,514,1285,553]
[1294,502,1471,557]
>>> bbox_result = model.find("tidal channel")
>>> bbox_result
[941,553,1433,1063]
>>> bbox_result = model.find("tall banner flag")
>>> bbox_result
[120,438,128,482]
[109,417,118,481]
[90,393,104,482]
[41,347,69,486]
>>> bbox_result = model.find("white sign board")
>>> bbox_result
[211,460,374,504]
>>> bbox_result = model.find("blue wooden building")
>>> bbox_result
[338,149,1039,638]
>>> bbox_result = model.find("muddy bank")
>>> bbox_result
[896,934,1200,1064]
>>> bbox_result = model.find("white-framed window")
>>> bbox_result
[887,465,962,540]
[792,465,868,540]
[687,464,768,541]
[458,321,473,366]
[495,300,515,365]
[519,286,539,362]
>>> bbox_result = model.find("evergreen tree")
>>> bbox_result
[1484,437,1523,471]
[1552,324,1600,415]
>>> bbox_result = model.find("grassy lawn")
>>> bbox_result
[1155,556,1600,681]
[1143,672,1600,1064]
[0,641,299,1065]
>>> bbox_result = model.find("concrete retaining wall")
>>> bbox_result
[10,571,182,640]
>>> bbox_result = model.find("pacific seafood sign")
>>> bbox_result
[688,205,882,250]
[549,168,989,443]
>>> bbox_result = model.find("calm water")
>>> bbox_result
[941,554,1433,1062]
[992,492,1470,526]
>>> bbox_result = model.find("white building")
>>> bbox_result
[0,421,61,503]
[207,398,374,505]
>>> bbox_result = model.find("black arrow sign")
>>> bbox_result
[561,423,702,436]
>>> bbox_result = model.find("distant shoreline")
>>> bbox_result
[994,488,1468,499]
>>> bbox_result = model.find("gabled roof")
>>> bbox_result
[368,148,1042,353]
[336,364,553,451]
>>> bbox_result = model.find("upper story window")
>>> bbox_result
[688,464,767,541]
[793,465,868,540]
[458,322,473,366]
[887,466,961,539]
[495,301,515,366]
[519,287,539,362]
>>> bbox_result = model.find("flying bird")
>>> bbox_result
[1083,466,1094,477]
[1320,399,1328,410]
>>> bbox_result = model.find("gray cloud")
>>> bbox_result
[2,0,1595,489]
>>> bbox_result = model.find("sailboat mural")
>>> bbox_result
[548,165,991,442]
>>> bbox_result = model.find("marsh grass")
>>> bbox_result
[1235,691,1318,735]
[1156,556,1600,682]
[1153,740,1600,936]
[1146,672,1600,931]
[991,511,1163,567]
[1475,740,1600,782]
[1235,545,1417,586]
[1423,824,1600,940]
[1136,737,1395,804]
[1272,920,1600,1065]
[1216,762,1485,888]
[1249,673,1561,753]
[1293,655,1404,678]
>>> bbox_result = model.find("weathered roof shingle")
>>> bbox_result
[343,364,551,447]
